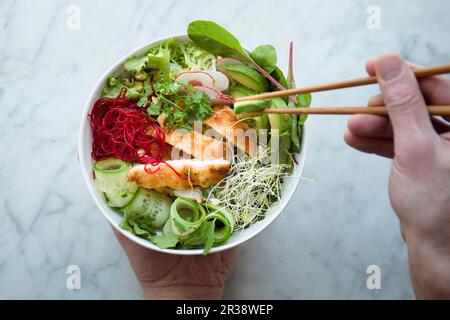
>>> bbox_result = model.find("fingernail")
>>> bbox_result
[376,55,403,81]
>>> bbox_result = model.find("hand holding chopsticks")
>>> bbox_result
[236,63,450,116]
[339,54,450,299]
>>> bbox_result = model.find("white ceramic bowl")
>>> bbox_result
[78,34,307,255]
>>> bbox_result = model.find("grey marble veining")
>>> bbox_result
[1,0,448,299]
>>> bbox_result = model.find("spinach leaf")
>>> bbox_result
[188,20,250,61]
[269,66,289,92]
[152,233,179,249]
[290,113,300,153]
[287,42,295,89]
[152,232,179,249]
[285,42,311,152]
[188,20,297,103]
[250,45,277,73]
[297,93,312,125]
[288,93,311,153]
[151,220,179,249]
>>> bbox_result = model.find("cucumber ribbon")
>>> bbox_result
[203,203,235,244]
[170,197,206,237]
[163,198,235,253]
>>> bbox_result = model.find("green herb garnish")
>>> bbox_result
[140,82,213,130]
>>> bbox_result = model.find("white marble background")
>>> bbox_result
[1,0,449,299]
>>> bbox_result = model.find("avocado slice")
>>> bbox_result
[269,131,292,165]
[234,100,271,114]
[268,98,292,165]
[230,85,270,130]
[229,85,256,98]
[254,114,270,130]
[226,64,268,92]
[279,132,292,165]
[267,98,291,133]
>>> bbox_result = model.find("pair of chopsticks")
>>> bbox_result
[236,63,450,116]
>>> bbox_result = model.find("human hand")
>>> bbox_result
[113,228,236,299]
[344,53,450,299]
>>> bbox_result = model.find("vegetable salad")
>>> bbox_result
[89,21,311,254]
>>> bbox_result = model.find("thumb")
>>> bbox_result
[374,53,436,151]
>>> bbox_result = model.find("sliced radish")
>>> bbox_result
[216,58,245,74]
[175,71,215,88]
[209,71,229,91]
[194,86,221,99]
[218,94,234,103]
[195,86,233,105]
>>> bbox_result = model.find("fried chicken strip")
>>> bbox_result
[128,159,230,189]
[205,105,257,156]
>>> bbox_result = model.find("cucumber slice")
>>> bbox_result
[93,158,138,208]
[123,188,173,228]
[94,158,129,173]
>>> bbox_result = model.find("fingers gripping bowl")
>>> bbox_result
[79,21,309,255]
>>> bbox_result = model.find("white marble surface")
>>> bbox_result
[1,0,449,299]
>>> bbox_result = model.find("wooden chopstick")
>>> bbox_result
[243,105,450,116]
[235,63,450,102]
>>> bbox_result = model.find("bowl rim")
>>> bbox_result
[78,34,307,255]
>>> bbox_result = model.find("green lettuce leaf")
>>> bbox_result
[124,55,148,73]
[120,211,155,241]
[179,41,215,71]
[102,76,124,98]
[147,45,171,81]
[102,76,150,100]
